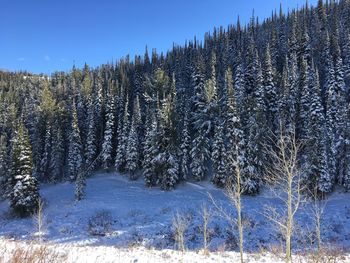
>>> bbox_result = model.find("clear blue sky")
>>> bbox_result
[1,0,316,74]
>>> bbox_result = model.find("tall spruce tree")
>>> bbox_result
[224,68,244,186]
[101,82,116,169]
[211,119,227,186]
[306,68,331,194]
[262,44,278,135]
[85,97,97,167]
[143,118,158,187]
[159,94,179,190]
[68,104,84,181]
[179,111,191,180]
[51,120,65,182]
[9,122,39,217]
[0,135,8,199]
[115,98,129,173]
[342,102,350,191]
[126,116,140,180]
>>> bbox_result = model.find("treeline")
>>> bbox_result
[1,0,350,214]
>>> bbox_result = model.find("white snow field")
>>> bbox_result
[0,172,350,262]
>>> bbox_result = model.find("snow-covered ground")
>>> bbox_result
[0,172,350,262]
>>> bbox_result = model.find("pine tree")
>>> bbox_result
[332,30,348,186]
[286,45,299,135]
[101,83,116,169]
[126,116,139,180]
[306,68,331,194]
[75,169,86,201]
[93,71,104,148]
[159,91,179,190]
[9,122,39,217]
[0,135,8,198]
[298,57,311,142]
[190,54,218,181]
[40,123,53,182]
[262,44,278,135]
[68,104,84,181]
[190,65,209,181]
[225,68,244,186]
[115,98,129,173]
[143,118,158,187]
[342,102,350,191]
[132,95,143,164]
[241,115,261,195]
[85,98,97,167]
[179,111,190,180]
[161,152,179,190]
[190,132,209,181]
[318,31,337,187]
[211,120,227,187]
[234,55,245,108]
[51,121,65,182]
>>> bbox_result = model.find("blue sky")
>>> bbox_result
[1,0,317,74]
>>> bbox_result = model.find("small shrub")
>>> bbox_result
[128,227,144,247]
[224,228,238,251]
[2,242,67,263]
[87,210,113,236]
[306,247,347,263]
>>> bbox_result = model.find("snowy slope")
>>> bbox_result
[0,172,350,260]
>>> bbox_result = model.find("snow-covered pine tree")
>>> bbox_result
[68,104,84,181]
[93,70,104,149]
[342,102,350,191]
[9,122,39,217]
[126,116,139,180]
[0,135,8,198]
[279,63,290,131]
[234,53,245,108]
[143,117,158,187]
[159,94,179,191]
[36,84,57,182]
[324,32,338,184]
[85,97,97,167]
[115,98,129,173]
[279,53,297,137]
[241,113,261,195]
[298,57,311,142]
[40,123,53,182]
[75,169,86,201]
[211,119,227,187]
[50,121,65,182]
[190,132,210,181]
[240,39,263,195]
[341,33,350,86]
[101,82,116,169]
[191,54,218,181]
[179,111,191,180]
[306,67,331,194]
[332,30,349,187]
[224,68,244,186]
[162,152,179,190]
[132,95,143,165]
[285,33,299,135]
[262,44,278,135]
